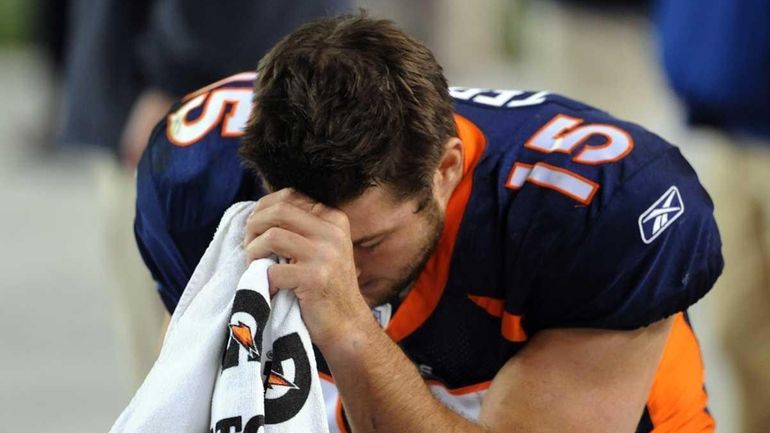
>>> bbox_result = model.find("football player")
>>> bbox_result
[136,14,723,433]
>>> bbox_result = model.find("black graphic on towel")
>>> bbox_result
[222,290,270,371]
[264,332,312,424]
[209,415,265,433]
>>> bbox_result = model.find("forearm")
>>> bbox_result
[319,316,490,433]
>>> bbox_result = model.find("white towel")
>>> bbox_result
[108,201,329,433]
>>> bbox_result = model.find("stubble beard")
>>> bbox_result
[374,198,445,306]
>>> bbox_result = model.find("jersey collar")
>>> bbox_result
[385,113,487,342]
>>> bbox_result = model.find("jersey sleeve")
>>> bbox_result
[134,115,261,313]
[514,147,723,334]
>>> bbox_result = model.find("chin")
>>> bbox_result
[361,295,379,309]
[359,279,400,308]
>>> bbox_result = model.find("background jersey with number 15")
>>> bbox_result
[135,72,723,433]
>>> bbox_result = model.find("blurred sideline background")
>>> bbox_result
[0,0,765,431]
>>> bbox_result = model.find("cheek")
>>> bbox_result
[354,248,398,278]
[357,238,422,278]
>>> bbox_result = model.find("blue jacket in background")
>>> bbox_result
[57,0,352,154]
[656,0,770,139]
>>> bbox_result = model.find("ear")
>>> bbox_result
[433,137,464,209]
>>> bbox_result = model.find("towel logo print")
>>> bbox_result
[220,289,312,425]
[230,322,260,358]
[210,415,264,433]
[263,332,312,424]
[222,290,270,370]
[265,366,299,390]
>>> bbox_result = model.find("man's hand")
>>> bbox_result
[242,188,374,349]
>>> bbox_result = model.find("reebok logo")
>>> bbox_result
[638,186,684,244]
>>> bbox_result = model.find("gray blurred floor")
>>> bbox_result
[0,50,129,432]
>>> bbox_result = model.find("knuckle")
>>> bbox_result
[271,201,291,219]
[267,267,285,291]
[244,249,254,263]
[326,208,349,228]
[310,201,330,215]
[262,226,281,243]
[335,212,350,229]
[244,242,258,257]
[266,266,278,282]
[245,213,258,231]
[280,187,295,199]
[308,202,321,215]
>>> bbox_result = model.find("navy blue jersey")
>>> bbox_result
[136,73,265,311]
[135,73,722,432]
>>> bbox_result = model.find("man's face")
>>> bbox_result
[338,186,444,308]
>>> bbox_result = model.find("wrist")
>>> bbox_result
[314,305,381,358]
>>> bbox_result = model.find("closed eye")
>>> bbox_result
[358,238,384,251]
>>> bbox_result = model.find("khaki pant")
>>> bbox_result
[93,156,165,390]
[693,136,770,433]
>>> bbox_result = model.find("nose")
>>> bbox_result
[356,267,363,278]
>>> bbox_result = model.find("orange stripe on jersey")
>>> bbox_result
[385,114,487,343]
[647,313,715,433]
[501,312,527,342]
[467,295,527,342]
[468,295,505,317]
[336,397,350,433]
[318,371,335,383]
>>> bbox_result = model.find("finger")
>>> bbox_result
[244,226,313,264]
[252,188,316,214]
[266,263,305,295]
[307,201,350,232]
[244,200,333,246]
[253,188,347,229]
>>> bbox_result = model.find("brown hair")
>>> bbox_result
[239,13,456,207]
